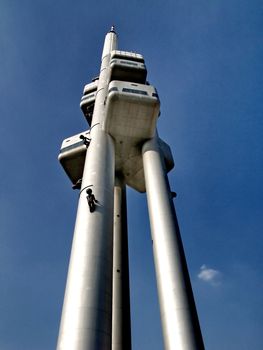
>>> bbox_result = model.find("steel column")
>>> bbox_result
[57,29,117,350]
[112,177,132,350]
[142,136,204,350]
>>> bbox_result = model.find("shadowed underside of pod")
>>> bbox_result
[102,79,172,192]
[58,130,174,193]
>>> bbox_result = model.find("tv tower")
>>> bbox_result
[57,27,204,350]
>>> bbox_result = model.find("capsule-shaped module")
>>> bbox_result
[58,130,90,187]
[104,81,160,140]
[110,50,147,84]
[80,79,98,126]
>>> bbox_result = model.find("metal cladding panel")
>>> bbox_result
[104,82,160,140]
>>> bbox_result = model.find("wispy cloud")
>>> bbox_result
[198,265,222,286]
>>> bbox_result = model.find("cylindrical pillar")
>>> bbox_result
[142,137,204,350]
[57,29,117,350]
[112,177,132,350]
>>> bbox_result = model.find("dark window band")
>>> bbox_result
[122,88,148,95]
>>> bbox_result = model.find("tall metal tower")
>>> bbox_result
[57,27,204,350]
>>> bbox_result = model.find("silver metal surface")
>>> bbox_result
[112,177,131,350]
[57,29,117,350]
[142,136,204,350]
[57,27,204,350]
[104,80,159,141]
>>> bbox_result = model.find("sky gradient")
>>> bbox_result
[0,0,262,349]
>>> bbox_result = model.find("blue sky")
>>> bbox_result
[0,0,262,349]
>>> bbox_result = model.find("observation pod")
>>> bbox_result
[110,50,147,84]
[104,80,160,140]
[58,130,90,187]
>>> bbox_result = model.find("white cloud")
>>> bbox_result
[198,265,222,286]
